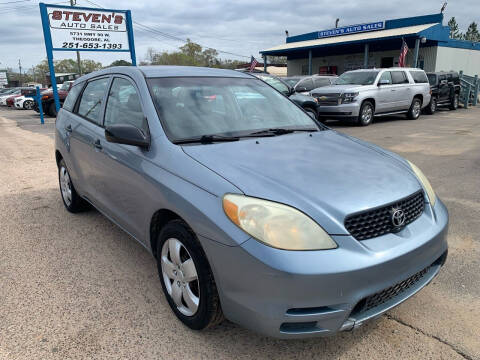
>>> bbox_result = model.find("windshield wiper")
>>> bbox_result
[248,128,319,136]
[173,134,240,145]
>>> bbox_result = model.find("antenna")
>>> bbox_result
[441,1,447,13]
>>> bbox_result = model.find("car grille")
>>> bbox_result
[344,191,425,241]
[313,93,340,106]
[351,265,430,315]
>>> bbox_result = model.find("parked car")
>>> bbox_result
[34,81,74,116]
[284,75,338,95]
[55,66,448,338]
[14,95,35,110]
[0,88,20,105]
[252,73,319,119]
[6,94,22,107]
[310,68,431,126]
[425,71,460,114]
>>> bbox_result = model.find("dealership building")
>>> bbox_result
[260,14,480,76]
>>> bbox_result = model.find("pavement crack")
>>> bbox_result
[385,314,473,360]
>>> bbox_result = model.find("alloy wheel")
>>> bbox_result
[59,166,72,207]
[413,101,421,118]
[161,238,200,316]
[362,105,373,124]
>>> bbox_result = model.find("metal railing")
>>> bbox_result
[459,71,479,108]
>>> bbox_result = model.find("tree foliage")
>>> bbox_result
[108,60,132,67]
[145,39,244,69]
[464,22,480,42]
[448,17,463,39]
[34,59,103,75]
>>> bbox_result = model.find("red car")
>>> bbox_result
[6,94,22,107]
[34,81,74,116]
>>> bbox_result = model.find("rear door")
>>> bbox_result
[68,76,111,202]
[390,71,410,110]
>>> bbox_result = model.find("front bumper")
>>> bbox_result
[202,198,448,338]
[317,102,361,118]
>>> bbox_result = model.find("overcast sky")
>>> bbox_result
[0,0,478,71]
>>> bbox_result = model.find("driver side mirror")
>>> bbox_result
[295,86,308,92]
[378,79,391,86]
[105,124,150,149]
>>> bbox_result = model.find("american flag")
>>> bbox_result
[249,56,258,72]
[398,39,409,67]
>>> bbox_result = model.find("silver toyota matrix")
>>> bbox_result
[311,68,431,125]
[55,66,448,338]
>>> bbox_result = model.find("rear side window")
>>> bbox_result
[391,71,409,84]
[77,77,110,124]
[104,78,147,132]
[409,71,428,84]
[63,83,83,112]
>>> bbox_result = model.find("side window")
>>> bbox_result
[104,78,147,132]
[391,71,408,84]
[379,71,392,84]
[77,77,110,125]
[63,83,83,112]
[409,71,428,84]
[296,78,314,91]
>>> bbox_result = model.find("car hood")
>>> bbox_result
[182,130,422,235]
[311,84,366,95]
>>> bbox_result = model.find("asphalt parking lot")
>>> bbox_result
[0,106,479,360]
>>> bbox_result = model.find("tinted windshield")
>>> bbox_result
[148,77,318,142]
[335,71,379,85]
[255,74,290,95]
[427,74,437,85]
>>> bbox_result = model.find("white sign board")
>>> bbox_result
[0,71,7,86]
[47,7,129,51]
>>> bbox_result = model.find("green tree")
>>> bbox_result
[464,22,480,42]
[448,17,463,39]
[109,60,132,67]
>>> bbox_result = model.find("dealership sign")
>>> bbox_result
[47,8,130,51]
[39,3,136,113]
[317,22,385,39]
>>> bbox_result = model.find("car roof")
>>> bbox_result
[74,65,254,84]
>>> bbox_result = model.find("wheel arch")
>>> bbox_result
[362,98,376,110]
[150,209,188,258]
[413,94,423,105]
[55,150,63,167]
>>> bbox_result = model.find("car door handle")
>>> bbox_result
[391,89,396,92]
[65,124,72,133]
[93,139,102,150]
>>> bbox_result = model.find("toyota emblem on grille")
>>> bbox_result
[391,208,406,227]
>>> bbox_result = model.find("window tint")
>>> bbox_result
[104,78,147,132]
[391,71,409,84]
[296,78,314,91]
[77,77,109,124]
[427,74,437,85]
[379,71,392,84]
[409,71,428,84]
[313,78,332,88]
[63,83,83,112]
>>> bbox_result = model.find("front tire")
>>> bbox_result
[425,97,436,115]
[357,101,374,126]
[23,100,34,110]
[58,159,89,213]
[407,98,422,120]
[449,93,459,110]
[157,220,224,330]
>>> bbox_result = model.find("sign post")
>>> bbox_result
[39,3,136,113]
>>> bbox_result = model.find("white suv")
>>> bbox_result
[311,68,431,126]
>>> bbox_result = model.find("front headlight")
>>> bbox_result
[223,194,337,250]
[407,161,436,206]
[341,92,359,104]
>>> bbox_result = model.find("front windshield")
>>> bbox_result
[60,82,71,91]
[148,77,318,142]
[283,77,302,87]
[335,71,379,85]
[255,75,290,95]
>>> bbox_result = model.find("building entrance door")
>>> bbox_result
[381,57,394,68]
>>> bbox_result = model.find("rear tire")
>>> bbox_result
[157,220,224,330]
[449,93,459,110]
[357,101,374,126]
[407,98,422,120]
[58,159,89,213]
[425,97,436,115]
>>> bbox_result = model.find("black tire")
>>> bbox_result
[58,159,89,213]
[23,100,34,110]
[157,220,224,330]
[425,97,436,115]
[357,101,374,126]
[49,102,57,117]
[407,97,422,120]
[303,107,317,120]
[449,93,459,110]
